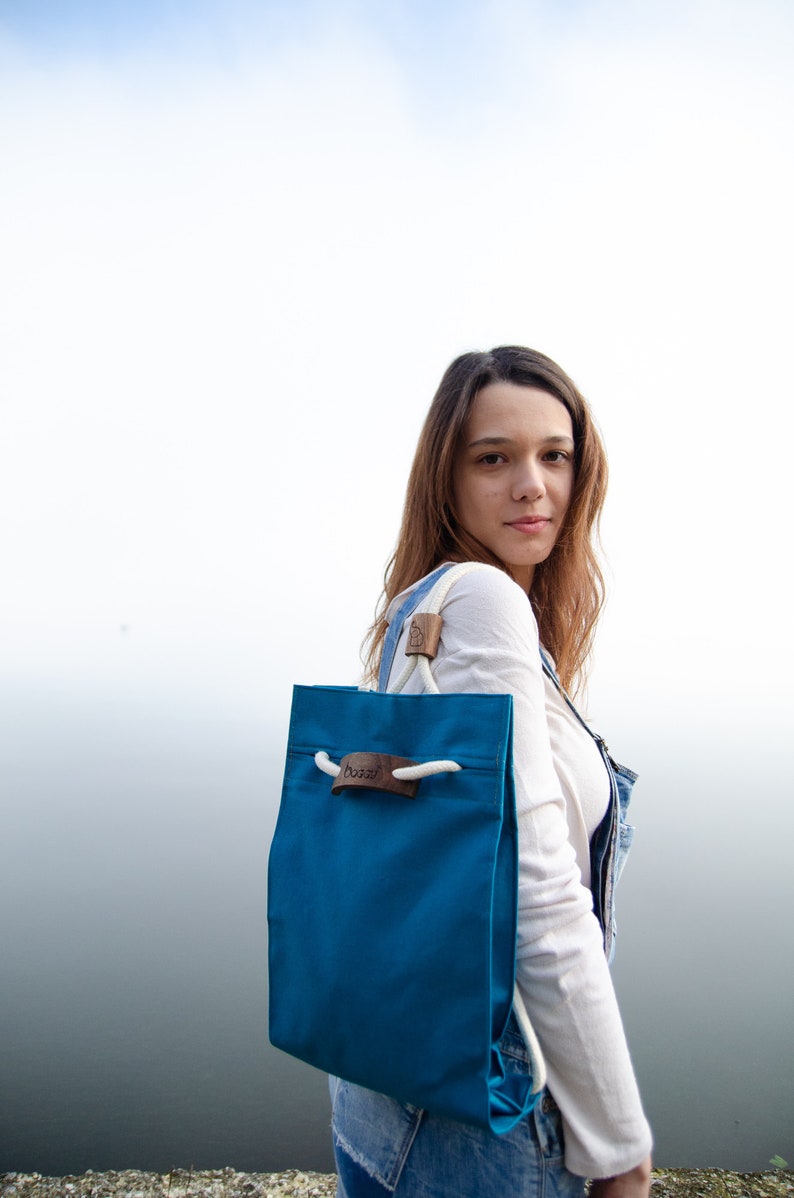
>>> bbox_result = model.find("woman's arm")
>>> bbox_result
[590,1155,653,1197]
[413,566,653,1179]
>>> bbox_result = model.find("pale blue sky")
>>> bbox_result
[1,0,792,745]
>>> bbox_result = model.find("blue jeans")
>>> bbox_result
[331,1068,586,1198]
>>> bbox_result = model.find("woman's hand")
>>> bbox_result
[589,1155,652,1198]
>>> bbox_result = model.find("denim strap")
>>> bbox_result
[539,647,605,749]
[540,651,623,959]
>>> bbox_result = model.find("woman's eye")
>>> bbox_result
[479,453,505,466]
[544,450,569,463]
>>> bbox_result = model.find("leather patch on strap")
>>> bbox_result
[331,753,419,799]
[404,613,443,659]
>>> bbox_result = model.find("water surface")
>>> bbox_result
[1,685,792,1175]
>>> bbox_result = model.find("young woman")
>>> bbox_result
[330,346,652,1198]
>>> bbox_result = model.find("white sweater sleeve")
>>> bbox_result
[400,565,652,1178]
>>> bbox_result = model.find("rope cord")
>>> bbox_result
[314,750,461,780]
[314,751,341,777]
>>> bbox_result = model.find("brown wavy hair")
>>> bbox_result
[363,346,608,693]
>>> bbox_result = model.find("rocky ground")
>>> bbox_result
[1,1168,792,1198]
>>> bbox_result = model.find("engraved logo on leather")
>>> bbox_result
[331,752,420,799]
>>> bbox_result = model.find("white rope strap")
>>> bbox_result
[390,651,436,694]
[388,655,419,694]
[314,751,461,780]
[419,561,491,616]
[511,985,547,1094]
[389,563,492,696]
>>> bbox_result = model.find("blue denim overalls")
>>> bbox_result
[331,567,637,1197]
[539,647,637,966]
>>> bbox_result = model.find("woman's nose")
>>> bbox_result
[512,461,545,501]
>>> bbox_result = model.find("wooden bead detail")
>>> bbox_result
[330,753,420,799]
[404,613,443,659]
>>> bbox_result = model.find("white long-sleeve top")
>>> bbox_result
[384,564,652,1178]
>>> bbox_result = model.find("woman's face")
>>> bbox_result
[453,381,575,592]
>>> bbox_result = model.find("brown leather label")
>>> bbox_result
[330,752,420,799]
[405,612,443,659]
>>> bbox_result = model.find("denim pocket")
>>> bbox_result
[614,820,635,886]
[497,1015,532,1068]
[331,1078,424,1193]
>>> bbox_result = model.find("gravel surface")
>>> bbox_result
[1,1168,792,1198]
[0,1173,335,1198]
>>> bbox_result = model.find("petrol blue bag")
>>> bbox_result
[267,563,544,1133]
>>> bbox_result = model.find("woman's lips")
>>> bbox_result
[506,517,551,534]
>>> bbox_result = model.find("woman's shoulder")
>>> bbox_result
[385,563,542,685]
[387,563,539,643]
[443,562,524,600]
[440,563,538,639]
[388,561,525,612]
